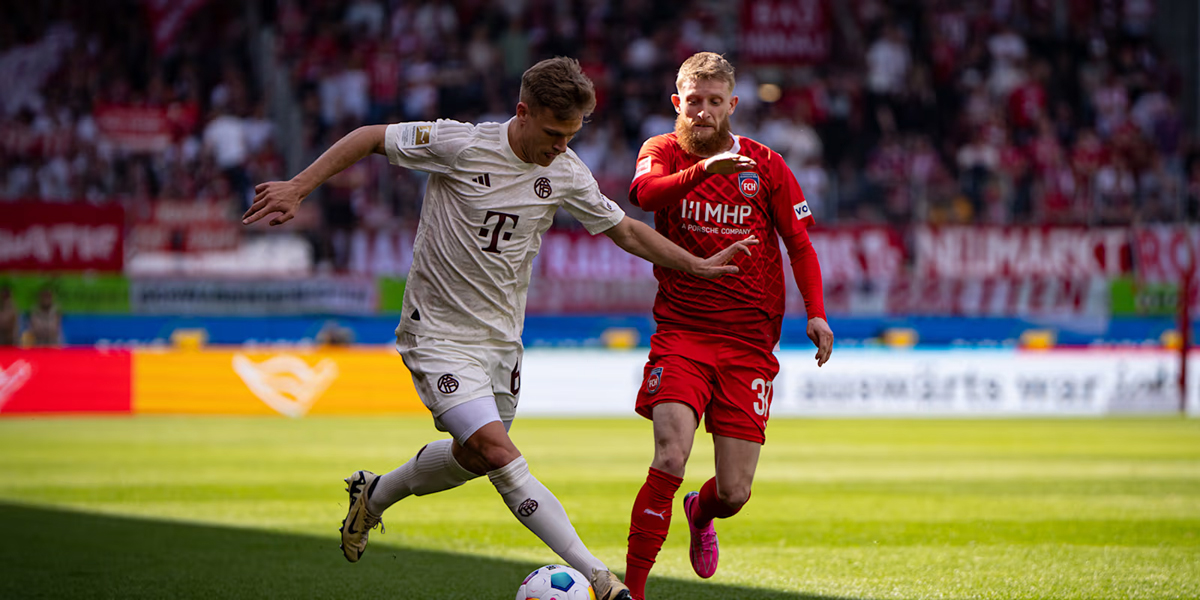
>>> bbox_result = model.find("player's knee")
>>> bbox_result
[479,444,521,471]
[717,483,752,510]
[651,450,689,476]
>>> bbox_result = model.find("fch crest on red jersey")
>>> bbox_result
[737,171,760,198]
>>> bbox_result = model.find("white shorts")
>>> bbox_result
[396,331,522,434]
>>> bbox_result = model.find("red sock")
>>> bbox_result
[691,476,747,529]
[625,467,682,600]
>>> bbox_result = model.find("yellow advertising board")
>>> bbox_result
[133,347,425,416]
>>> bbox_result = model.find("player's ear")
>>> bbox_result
[515,101,529,120]
[729,95,739,113]
[671,94,682,113]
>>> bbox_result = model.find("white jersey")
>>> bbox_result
[385,118,625,342]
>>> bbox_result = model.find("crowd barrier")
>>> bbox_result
[1,347,1195,418]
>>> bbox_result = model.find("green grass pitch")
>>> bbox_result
[0,416,1197,599]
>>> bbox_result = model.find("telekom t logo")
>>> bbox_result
[479,211,520,254]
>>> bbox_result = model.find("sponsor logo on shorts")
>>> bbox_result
[534,177,552,199]
[738,171,760,198]
[518,498,539,517]
[437,374,460,394]
[646,366,663,395]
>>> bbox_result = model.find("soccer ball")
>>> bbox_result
[516,564,595,600]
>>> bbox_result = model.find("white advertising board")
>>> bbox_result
[516,348,1198,418]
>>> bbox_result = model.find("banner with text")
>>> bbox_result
[515,348,1197,417]
[130,278,377,315]
[93,103,198,152]
[0,201,125,272]
[347,225,1197,317]
[738,0,832,65]
[130,199,240,253]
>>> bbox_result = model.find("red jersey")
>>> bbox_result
[630,133,825,350]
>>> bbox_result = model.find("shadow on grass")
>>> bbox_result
[0,502,857,600]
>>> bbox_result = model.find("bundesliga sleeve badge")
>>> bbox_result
[398,123,432,147]
[737,171,760,198]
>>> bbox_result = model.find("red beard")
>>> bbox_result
[675,112,732,157]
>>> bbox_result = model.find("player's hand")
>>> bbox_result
[702,152,757,175]
[243,180,307,226]
[693,235,759,279]
[807,317,833,366]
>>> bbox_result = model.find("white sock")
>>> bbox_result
[367,439,479,515]
[488,456,607,576]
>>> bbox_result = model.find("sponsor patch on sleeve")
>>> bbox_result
[793,200,813,221]
[633,156,652,180]
[398,123,433,148]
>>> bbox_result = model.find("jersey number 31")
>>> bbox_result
[751,378,773,417]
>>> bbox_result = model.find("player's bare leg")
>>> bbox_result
[461,422,631,600]
[625,402,696,599]
[685,434,761,578]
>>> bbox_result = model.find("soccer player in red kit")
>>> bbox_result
[621,52,834,599]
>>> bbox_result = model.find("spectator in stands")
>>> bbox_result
[0,0,1194,228]
[316,319,355,346]
[24,287,61,347]
[0,286,18,346]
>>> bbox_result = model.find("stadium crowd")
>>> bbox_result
[0,0,1195,268]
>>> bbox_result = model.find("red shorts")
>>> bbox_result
[635,330,779,444]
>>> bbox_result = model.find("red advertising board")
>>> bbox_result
[1131,225,1199,284]
[131,200,240,253]
[0,349,132,415]
[809,226,907,283]
[738,0,832,66]
[913,226,1132,279]
[0,201,125,272]
[93,102,198,152]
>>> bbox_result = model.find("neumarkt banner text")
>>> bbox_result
[0,273,130,313]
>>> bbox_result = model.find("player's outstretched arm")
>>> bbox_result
[602,216,758,279]
[242,125,389,226]
[807,317,833,366]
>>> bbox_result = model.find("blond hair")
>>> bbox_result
[519,57,597,120]
[676,52,736,92]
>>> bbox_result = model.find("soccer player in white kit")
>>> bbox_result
[242,57,757,600]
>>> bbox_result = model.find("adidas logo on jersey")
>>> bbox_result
[472,173,491,187]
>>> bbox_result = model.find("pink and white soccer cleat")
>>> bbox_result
[683,491,719,578]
